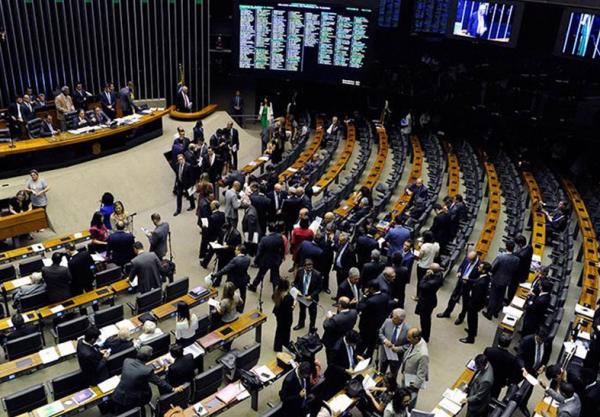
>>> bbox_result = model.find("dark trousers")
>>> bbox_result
[252,265,281,289]
[232,152,238,170]
[379,359,401,379]
[246,242,257,257]
[443,279,466,316]
[466,307,480,340]
[419,311,433,342]
[199,230,210,259]
[416,266,427,298]
[232,109,243,127]
[274,321,292,351]
[487,283,506,317]
[358,330,378,358]
[236,286,247,313]
[318,262,332,291]
[335,267,348,286]
[506,278,520,304]
[297,302,317,330]
[176,183,195,212]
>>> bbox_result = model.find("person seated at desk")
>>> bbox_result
[406,178,429,201]
[33,93,47,109]
[175,302,199,347]
[42,252,72,304]
[103,325,134,354]
[210,281,242,331]
[75,109,89,128]
[166,343,195,387]
[89,211,109,253]
[12,272,46,311]
[40,113,60,137]
[540,200,569,238]
[88,106,111,125]
[107,221,135,267]
[361,374,398,416]
[9,190,32,215]
[2,313,38,346]
[136,320,163,346]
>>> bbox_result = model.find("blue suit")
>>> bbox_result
[106,231,136,266]
[384,225,410,257]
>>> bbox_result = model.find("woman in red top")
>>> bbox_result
[290,218,314,267]
[89,211,109,253]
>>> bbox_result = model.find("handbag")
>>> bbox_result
[239,368,264,391]
[345,375,365,398]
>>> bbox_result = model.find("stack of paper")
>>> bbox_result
[184,343,205,358]
[115,319,136,333]
[216,382,245,403]
[209,242,224,249]
[502,305,524,319]
[328,394,353,414]
[511,297,526,308]
[252,365,276,382]
[259,156,270,162]
[362,375,377,390]
[312,186,321,194]
[575,304,594,318]
[442,388,467,405]
[33,401,65,417]
[98,325,119,344]
[91,253,106,263]
[98,375,121,393]
[11,277,32,288]
[520,282,532,290]
[194,403,208,416]
[208,298,220,308]
[439,398,462,415]
[564,340,589,359]
[73,232,83,239]
[431,408,451,417]
[353,358,371,373]
[57,341,76,357]
[50,305,65,314]
[39,347,60,364]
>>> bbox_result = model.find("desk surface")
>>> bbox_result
[0,209,49,241]
[475,161,501,260]
[169,104,218,120]
[0,340,76,383]
[279,125,324,183]
[389,135,423,219]
[312,124,356,195]
[0,230,91,265]
[445,143,460,199]
[152,289,217,320]
[198,309,267,350]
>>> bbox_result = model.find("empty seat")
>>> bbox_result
[151,383,190,416]
[5,332,44,360]
[18,290,49,312]
[0,264,17,284]
[18,257,44,276]
[164,277,189,303]
[93,304,124,329]
[235,343,261,375]
[53,315,89,343]
[95,265,123,287]
[128,288,162,314]
[141,332,170,359]
[191,365,224,403]
[107,346,136,376]
[2,384,47,417]
[50,369,87,400]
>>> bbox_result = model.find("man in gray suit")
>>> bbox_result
[129,242,162,294]
[224,181,242,228]
[463,354,494,417]
[112,346,183,415]
[146,213,170,260]
[542,382,581,417]
[379,308,410,378]
[397,328,429,410]
[484,240,520,319]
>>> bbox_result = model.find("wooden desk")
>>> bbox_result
[169,104,218,120]
[38,287,115,320]
[0,230,90,265]
[241,155,271,174]
[432,362,475,417]
[0,311,39,333]
[388,135,423,220]
[0,340,76,384]
[278,119,324,183]
[151,288,217,320]
[335,125,388,217]
[533,395,558,417]
[312,124,356,196]
[444,142,460,199]
[475,161,501,260]
[197,309,267,352]
[326,368,382,417]
[0,209,49,241]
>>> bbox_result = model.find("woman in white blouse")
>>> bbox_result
[414,230,440,300]
[175,301,199,347]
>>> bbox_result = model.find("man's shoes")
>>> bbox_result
[454,317,464,325]
[482,311,492,320]
[187,206,195,211]
[436,312,450,318]
[247,285,257,293]
[173,211,181,217]
[293,324,304,331]
[323,289,331,294]
[459,337,475,344]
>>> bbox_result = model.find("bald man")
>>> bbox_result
[322,297,358,361]
[398,328,429,409]
[437,250,480,323]
[379,308,410,378]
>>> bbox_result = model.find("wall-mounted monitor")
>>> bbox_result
[448,0,524,46]
[556,8,600,61]
[413,0,451,34]
[379,0,402,28]
[235,1,375,86]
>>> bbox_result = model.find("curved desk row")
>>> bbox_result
[0,230,90,266]
[389,135,423,220]
[0,107,173,178]
[475,161,502,260]
[169,103,218,121]
[335,125,388,218]
[312,124,356,196]
[445,142,460,198]
[278,118,324,183]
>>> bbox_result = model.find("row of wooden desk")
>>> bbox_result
[334,125,389,218]
[0,209,49,243]
[311,124,356,196]
[444,142,460,199]
[475,161,502,260]
[278,121,324,183]
[388,135,423,220]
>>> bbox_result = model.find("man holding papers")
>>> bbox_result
[324,330,363,396]
[379,308,410,378]
[397,328,429,410]
[462,354,494,417]
[293,258,322,333]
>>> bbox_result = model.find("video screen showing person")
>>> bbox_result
[559,11,600,61]
[451,0,517,43]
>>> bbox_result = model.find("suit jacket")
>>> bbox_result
[281,197,303,230]
[581,381,600,417]
[201,154,223,183]
[129,251,162,294]
[297,240,323,267]
[173,161,194,189]
[112,358,173,407]
[483,347,520,392]
[546,390,581,417]
[522,292,551,335]
[325,338,359,388]
[378,319,410,358]
[357,292,389,335]
[149,222,170,259]
[334,243,357,274]
[322,309,357,348]
[516,334,551,374]
[206,211,226,242]
[355,235,379,266]
[431,211,452,247]
[72,89,91,109]
[280,370,309,417]
[249,193,271,234]
[54,93,74,118]
[384,226,411,257]
[515,245,534,283]
[467,364,494,413]
[227,127,240,152]
[107,231,136,266]
[167,354,195,386]
[217,228,242,267]
[231,95,244,112]
[256,233,285,268]
[119,87,135,114]
[21,102,35,121]
[100,91,116,109]
[267,190,287,216]
[466,272,490,311]
[90,110,111,125]
[175,91,192,112]
[68,250,95,293]
[224,189,241,220]
[399,339,429,390]
[77,339,109,386]
[215,254,251,289]
[491,252,520,286]
[242,205,261,242]
[336,279,361,302]
[294,269,322,301]
[416,272,444,316]
[42,264,72,303]
[361,261,385,286]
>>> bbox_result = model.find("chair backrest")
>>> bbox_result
[0,264,17,284]
[3,383,47,417]
[192,364,224,403]
[55,315,89,343]
[95,265,123,287]
[164,277,189,303]
[106,346,136,376]
[27,118,43,138]
[135,288,163,313]
[114,408,141,417]
[50,369,87,400]
[141,332,170,359]
[196,313,210,338]
[65,111,78,129]
[18,257,44,276]
[235,343,261,373]
[93,304,124,328]
[154,383,190,416]
[19,290,49,312]
[6,332,44,360]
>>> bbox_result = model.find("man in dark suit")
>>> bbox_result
[40,113,60,137]
[209,222,242,272]
[166,344,195,387]
[197,194,213,260]
[316,216,336,293]
[119,81,137,116]
[484,333,521,399]
[267,183,287,222]
[249,224,286,292]
[580,369,600,417]
[355,228,379,267]
[231,90,244,127]
[225,121,240,169]
[128,242,163,294]
[448,194,468,237]
[484,240,520,319]
[517,328,551,377]
[336,268,361,305]
[521,280,552,336]
[430,202,452,252]
[201,147,223,185]
[249,185,271,239]
[461,262,491,344]
[415,264,444,342]
[175,85,192,112]
[112,346,182,415]
[66,244,95,295]
[100,83,117,118]
[200,201,225,267]
[360,249,385,287]
[212,245,251,312]
[42,252,72,303]
[357,280,389,357]
[465,354,494,417]
[281,190,303,234]
[279,361,311,417]
[21,95,36,121]
[173,153,196,216]
[324,330,362,397]
[438,250,480,322]
[293,258,322,332]
[511,234,533,302]
[77,326,110,386]
[72,82,92,110]
[322,297,358,359]
[241,200,261,257]
[334,233,357,286]
[107,221,136,267]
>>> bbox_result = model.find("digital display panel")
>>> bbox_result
[413,0,451,34]
[556,9,600,61]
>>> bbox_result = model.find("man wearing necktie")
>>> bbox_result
[231,90,244,127]
[517,327,550,407]
[324,330,363,397]
[293,258,322,332]
[172,154,196,216]
[379,308,410,378]
[438,250,479,323]
[279,361,312,417]
[322,297,358,361]
[176,86,193,112]
[100,83,116,118]
[225,121,240,169]
[334,232,357,286]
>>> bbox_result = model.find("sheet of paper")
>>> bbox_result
[432,407,451,417]
[377,237,386,248]
[236,389,250,401]
[362,375,377,390]
[290,287,300,300]
[130,276,138,287]
[328,394,353,414]
[39,347,60,364]
[259,156,270,162]
[520,282,532,290]
[353,357,371,373]
[11,277,32,287]
[208,298,220,308]
[439,398,462,415]
[57,341,76,357]
[525,373,539,386]
[194,403,208,416]
[252,365,276,382]
[34,401,65,417]
[578,331,591,341]
[502,306,523,319]
[309,217,322,233]
[42,258,52,267]
[91,253,106,262]
[31,243,45,252]
[511,297,526,308]
[501,315,518,327]
[443,389,467,405]
[312,186,321,194]
[575,304,594,318]
[74,232,83,239]
[287,167,298,173]
[115,319,135,332]
[98,375,121,393]
[184,343,205,358]
[50,305,65,314]
[209,242,224,249]
[384,346,399,361]
[201,218,209,228]
[249,161,257,166]
[98,325,119,344]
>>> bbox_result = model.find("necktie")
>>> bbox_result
[178,164,184,181]
[106,92,111,104]
[303,272,310,295]
[391,326,400,344]
[534,343,543,369]
[184,93,189,108]
[347,344,354,368]
[236,96,240,107]
[351,284,358,300]
[275,193,279,210]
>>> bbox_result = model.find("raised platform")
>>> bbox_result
[169,103,218,121]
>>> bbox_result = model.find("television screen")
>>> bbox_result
[236,1,375,86]
[556,9,600,61]
[449,0,523,46]
[379,0,402,28]
[413,0,451,34]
